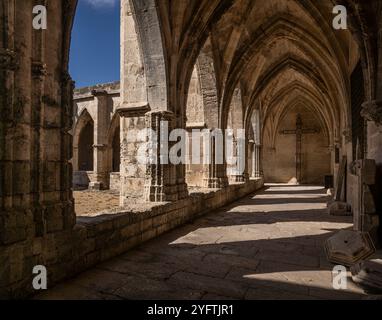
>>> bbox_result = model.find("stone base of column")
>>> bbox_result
[230,174,249,183]
[143,111,192,203]
[89,182,103,191]
[144,185,176,202]
[89,172,109,190]
[203,161,229,189]
[252,172,264,179]
[177,183,189,200]
[203,176,229,189]
[144,182,189,202]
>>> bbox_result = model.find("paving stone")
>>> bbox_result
[202,293,236,300]
[36,186,367,300]
[245,287,315,300]
[255,249,320,268]
[35,283,123,300]
[167,271,248,299]
[67,269,132,294]
[97,258,181,281]
[113,275,203,300]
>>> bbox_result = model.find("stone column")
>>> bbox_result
[259,145,264,178]
[0,0,77,298]
[90,89,109,190]
[252,144,263,178]
[0,5,76,244]
[118,107,189,203]
[202,129,229,188]
[227,133,248,183]
[144,111,188,202]
[118,104,149,205]
[248,140,255,179]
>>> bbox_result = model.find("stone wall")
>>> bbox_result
[264,105,331,185]
[0,179,263,299]
[72,82,121,190]
[110,173,121,191]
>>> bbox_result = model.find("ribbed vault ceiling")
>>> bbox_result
[153,0,362,136]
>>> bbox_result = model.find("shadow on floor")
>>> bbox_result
[36,185,363,300]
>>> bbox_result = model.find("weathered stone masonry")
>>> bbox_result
[72,82,121,191]
[1,0,382,299]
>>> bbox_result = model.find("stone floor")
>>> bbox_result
[37,185,367,300]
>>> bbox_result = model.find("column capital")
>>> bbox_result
[117,102,150,117]
[91,89,108,97]
[145,110,175,118]
[145,110,176,127]
[361,100,382,126]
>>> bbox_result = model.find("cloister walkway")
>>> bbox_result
[37,185,365,300]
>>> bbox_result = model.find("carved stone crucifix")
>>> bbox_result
[280,114,320,183]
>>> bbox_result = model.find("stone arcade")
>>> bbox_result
[1,0,382,299]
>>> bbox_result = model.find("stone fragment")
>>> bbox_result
[351,259,382,292]
[325,230,375,266]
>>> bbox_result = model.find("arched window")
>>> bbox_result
[78,119,94,171]
[112,125,120,172]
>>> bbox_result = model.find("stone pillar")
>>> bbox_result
[90,89,109,190]
[118,107,189,203]
[144,111,188,202]
[252,144,264,178]
[248,140,255,179]
[118,104,149,205]
[0,4,76,244]
[227,133,248,183]
[202,129,229,188]
[0,0,77,298]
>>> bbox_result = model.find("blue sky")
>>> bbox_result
[69,0,120,88]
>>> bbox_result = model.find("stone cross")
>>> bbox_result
[280,114,320,183]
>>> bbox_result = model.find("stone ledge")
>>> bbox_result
[1,179,264,299]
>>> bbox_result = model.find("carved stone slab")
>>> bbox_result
[325,230,376,266]
[351,259,382,292]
